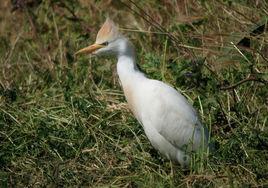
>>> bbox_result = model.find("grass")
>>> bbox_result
[0,0,268,187]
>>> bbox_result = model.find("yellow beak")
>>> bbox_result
[75,44,104,56]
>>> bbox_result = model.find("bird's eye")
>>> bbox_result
[101,42,109,46]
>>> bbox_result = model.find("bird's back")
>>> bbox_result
[131,78,208,152]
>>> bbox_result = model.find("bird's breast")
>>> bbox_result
[122,84,140,119]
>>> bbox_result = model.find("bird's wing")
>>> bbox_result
[138,79,207,151]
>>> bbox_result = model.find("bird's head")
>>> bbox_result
[75,18,132,57]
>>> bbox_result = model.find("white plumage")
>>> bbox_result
[76,18,208,166]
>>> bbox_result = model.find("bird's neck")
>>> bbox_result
[116,41,146,120]
[116,47,145,84]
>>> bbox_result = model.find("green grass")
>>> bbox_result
[1,0,268,187]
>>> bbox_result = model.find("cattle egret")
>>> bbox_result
[75,18,209,166]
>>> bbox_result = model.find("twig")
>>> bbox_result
[4,32,22,65]
[119,0,196,58]
[220,75,268,90]
[215,0,257,24]
[256,50,268,64]
[25,7,37,38]
[120,0,222,83]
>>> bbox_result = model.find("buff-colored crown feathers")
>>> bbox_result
[95,18,119,44]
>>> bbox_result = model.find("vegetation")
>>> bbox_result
[0,0,267,187]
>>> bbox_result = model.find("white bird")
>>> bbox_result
[75,18,209,166]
